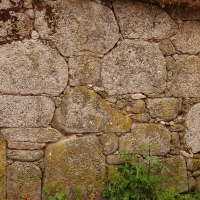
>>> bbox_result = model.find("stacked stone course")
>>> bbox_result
[0,0,200,199]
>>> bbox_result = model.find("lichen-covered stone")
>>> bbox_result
[34,0,119,56]
[0,128,62,142]
[102,40,167,95]
[52,86,132,133]
[146,98,182,121]
[99,133,118,155]
[169,56,200,98]
[113,0,177,40]
[0,95,55,127]
[186,103,200,153]
[0,10,32,44]
[8,142,46,150]
[68,56,101,86]
[0,40,68,95]
[43,136,106,199]
[119,124,171,155]
[171,22,200,54]
[7,162,41,200]
[0,137,6,200]
[7,150,43,161]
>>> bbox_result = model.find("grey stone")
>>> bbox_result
[0,128,62,142]
[7,162,41,200]
[169,55,200,98]
[0,96,55,128]
[102,40,167,95]
[68,56,101,86]
[7,150,43,161]
[0,40,68,95]
[171,21,200,54]
[34,0,119,56]
[8,142,46,150]
[43,136,106,199]
[186,103,200,153]
[52,86,132,134]
[113,0,177,40]
[119,124,171,156]
[146,98,182,121]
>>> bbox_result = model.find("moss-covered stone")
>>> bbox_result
[52,86,132,134]
[43,135,106,199]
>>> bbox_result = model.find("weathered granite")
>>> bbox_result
[171,21,200,54]
[0,96,55,128]
[113,0,177,39]
[0,0,22,9]
[0,128,62,142]
[159,39,176,56]
[7,162,41,200]
[0,137,6,200]
[43,136,106,199]
[8,142,46,150]
[119,124,171,155]
[126,100,145,114]
[146,98,182,121]
[34,0,119,56]
[52,86,132,134]
[0,40,68,95]
[186,103,200,153]
[102,40,167,95]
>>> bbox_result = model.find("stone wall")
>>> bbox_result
[0,0,200,199]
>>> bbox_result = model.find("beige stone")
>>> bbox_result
[0,137,6,200]
[68,56,101,86]
[146,98,182,121]
[102,40,167,95]
[99,133,118,155]
[0,0,22,9]
[35,0,119,56]
[196,176,200,192]
[0,40,68,95]
[159,39,176,56]
[126,100,145,114]
[43,136,106,199]
[187,159,200,172]
[186,103,200,153]
[119,124,171,156]
[0,95,55,128]
[7,162,41,200]
[0,128,62,142]
[171,21,200,54]
[131,93,146,100]
[52,86,132,134]
[169,56,200,98]
[188,177,196,190]
[130,113,150,123]
[169,124,185,132]
[165,56,177,71]
[8,142,45,150]
[0,11,32,43]
[113,0,177,40]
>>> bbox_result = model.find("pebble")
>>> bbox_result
[31,30,39,40]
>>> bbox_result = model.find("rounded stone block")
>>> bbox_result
[0,40,68,95]
[43,136,106,199]
[0,95,55,128]
[119,123,171,156]
[102,40,167,95]
[52,86,132,134]
[34,0,119,56]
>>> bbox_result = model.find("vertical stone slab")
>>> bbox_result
[7,162,42,200]
[0,137,6,200]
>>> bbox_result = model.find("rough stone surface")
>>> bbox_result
[169,56,200,97]
[68,56,101,86]
[0,10,32,44]
[0,0,22,9]
[165,56,177,71]
[0,128,62,142]
[0,137,6,200]
[126,100,145,114]
[187,159,200,172]
[52,86,132,133]
[113,0,177,39]
[102,40,167,95]
[8,142,46,150]
[7,162,41,200]
[146,98,182,121]
[186,103,200,153]
[171,21,200,54]
[34,0,119,56]
[159,39,176,56]
[0,96,55,128]
[0,40,68,95]
[7,150,44,162]
[119,124,171,155]
[99,133,118,155]
[43,136,106,199]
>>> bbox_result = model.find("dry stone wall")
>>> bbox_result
[0,0,200,199]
